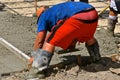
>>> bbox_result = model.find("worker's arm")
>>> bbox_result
[28,31,46,71]
[33,31,47,50]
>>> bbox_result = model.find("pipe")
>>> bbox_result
[0,37,30,60]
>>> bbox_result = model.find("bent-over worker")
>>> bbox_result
[31,1,102,71]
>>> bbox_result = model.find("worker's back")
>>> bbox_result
[37,2,93,32]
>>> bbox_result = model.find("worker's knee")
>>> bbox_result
[86,38,97,46]
[42,42,55,53]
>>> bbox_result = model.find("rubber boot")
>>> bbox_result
[85,42,107,66]
[31,49,53,71]
[107,18,118,35]
[85,41,101,62]
[27,49,53,79]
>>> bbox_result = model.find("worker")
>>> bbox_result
[31,1,102,71]
[107,0,120,36]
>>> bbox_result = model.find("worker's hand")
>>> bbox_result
[27,49,41,71]
[27,49,38,71]
[27,49,42,71]
[28,57,34,71]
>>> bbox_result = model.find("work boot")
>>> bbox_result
[85,41,101,63]
[85,42,107,66]
[107,18,118,35]
[31,49,53,71]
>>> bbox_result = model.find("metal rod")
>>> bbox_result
[34,0,38,13]
[98,5,109,16]
[0,37,30,60]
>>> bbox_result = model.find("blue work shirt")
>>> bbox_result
[37,2,94,32]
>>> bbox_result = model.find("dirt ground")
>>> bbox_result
[0,0,120,80]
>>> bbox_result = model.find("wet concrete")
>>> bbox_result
[0,10,119,73]
[0,11,36,75]
[0,11,37,55]
[0,1,120,79]
[0,44,27,74]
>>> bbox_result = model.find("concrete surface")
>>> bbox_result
[0,0,120,80]
[0,44,27,74]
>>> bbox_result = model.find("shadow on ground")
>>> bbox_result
[43,55,120,77]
